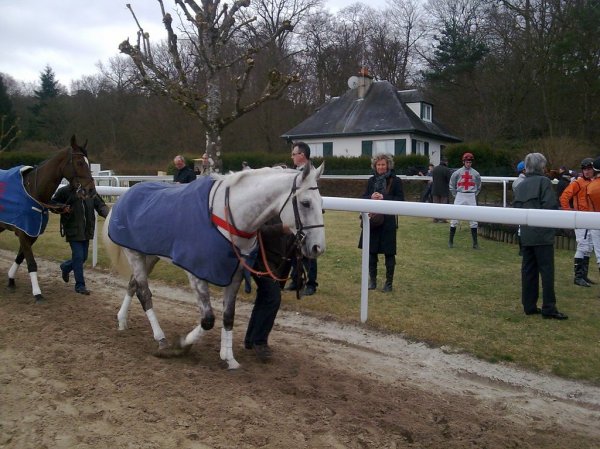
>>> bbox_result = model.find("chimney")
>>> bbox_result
[357,67,373,99]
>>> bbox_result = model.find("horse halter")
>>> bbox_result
[65,147,94,198]
[279,172,325,245]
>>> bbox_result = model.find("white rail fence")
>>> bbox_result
[92,176,590,323]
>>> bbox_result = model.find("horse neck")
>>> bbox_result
[24,150,68,203]
[220,171,293,231]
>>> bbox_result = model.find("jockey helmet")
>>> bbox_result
[593,158,600,172]
[462,152,474,161]
[581,158,594,169]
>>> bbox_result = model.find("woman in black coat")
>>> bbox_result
[358,153,404,292]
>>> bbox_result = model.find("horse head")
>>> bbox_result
[280,163,326,259]
[65,135,96,199]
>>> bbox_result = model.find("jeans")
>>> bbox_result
[61,240,90,290]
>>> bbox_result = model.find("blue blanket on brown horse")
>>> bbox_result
[0,166,49,237]
[108,178,241,286]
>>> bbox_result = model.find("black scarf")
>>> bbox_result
[373,171,391,193]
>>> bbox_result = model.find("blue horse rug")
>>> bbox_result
[0,166,49,237]
[108,178,243,286]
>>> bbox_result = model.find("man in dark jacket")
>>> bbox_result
[173,155,197,184]
[244,217,294,362]
[513,152,568,320]
[52,185,109,295]
[431,157,451,222]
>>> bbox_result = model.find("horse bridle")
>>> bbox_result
[30,147,94,211]
[63,147,93,198]
[278,172,325,244]
[218,172,324,294]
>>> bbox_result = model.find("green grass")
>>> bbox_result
[2,211,599,383]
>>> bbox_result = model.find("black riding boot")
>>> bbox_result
[368,253,377,290]
[471,228,479,249]
[448,226,456,248]
[383,255,395,292]
[583,256,596,284]
[574,258,591,287]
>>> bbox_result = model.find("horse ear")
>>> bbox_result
[83,139,88,150]
[315,163,324,180]
[301,162,311,180]
[70,135,77,148]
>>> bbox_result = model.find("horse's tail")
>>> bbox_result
[101,209,132,278]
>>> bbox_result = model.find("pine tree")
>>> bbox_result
[26,65,66,144]
[0,74,19,151]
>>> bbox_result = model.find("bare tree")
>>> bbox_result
[385,0,428,87]
[119,0,301,171]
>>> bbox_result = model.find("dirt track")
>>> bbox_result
[1,249,600,448]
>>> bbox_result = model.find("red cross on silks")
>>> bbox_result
[457,171,475,190]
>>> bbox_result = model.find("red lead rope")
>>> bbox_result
[212,211,289,282]
[211,214,257,239]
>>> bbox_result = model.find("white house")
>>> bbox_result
[281,71,461,165]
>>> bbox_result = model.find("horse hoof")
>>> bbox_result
[7,278,16,289]
[34,294,45,304]
[158,338,170,350]
[226,359,241,370]
[117,320,128,331]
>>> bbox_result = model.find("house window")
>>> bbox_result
[323,142,333,157]
[362,140,373,156]
[394,139,406,156]
[421,104,432,122]
[308,143,323,158]
[373,140,394,155]
[415,140,429,156]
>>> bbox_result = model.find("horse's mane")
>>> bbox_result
[211,166,299,188]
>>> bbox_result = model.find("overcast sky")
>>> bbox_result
[0,0,386,89]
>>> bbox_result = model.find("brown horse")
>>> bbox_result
[0,135,96,303]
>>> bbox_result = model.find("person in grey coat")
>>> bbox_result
[512,152,568,320]
[53,185,109,295]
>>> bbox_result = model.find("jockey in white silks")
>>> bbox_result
[448,152,482,249]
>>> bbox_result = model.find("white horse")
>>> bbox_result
[102,163,325,369]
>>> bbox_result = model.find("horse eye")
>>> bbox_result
[300,200,310,208]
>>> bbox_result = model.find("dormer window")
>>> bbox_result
[421,103,432,122]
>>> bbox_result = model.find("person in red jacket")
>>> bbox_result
[559,158,595,287]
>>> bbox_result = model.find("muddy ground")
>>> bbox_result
[1,249,600,448]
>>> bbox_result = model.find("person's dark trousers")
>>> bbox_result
[61,240,90,291]
[289,257,318,289]
[383,254,395,292]
[368,253,378,289]
[244,276,282,347]
[304,257,318,288]
[521,245,557,314]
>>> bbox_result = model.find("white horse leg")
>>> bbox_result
[123,249,168,349]
[219,268,243,370]
[29,272,42,297]
[8,262,19,280]
[146,308,167,347]
[220,328,240,370]
[117,293,133,330]
[182,324,205,347]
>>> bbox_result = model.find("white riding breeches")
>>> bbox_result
[450,192,478,228]
[574,228,593,259]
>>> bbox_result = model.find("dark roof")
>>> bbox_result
[282,81,461,143]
